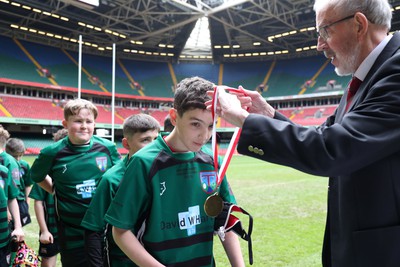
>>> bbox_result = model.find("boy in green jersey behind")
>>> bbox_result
[105,77,245,267]
[30,99,121,267]
[0,128,24,266]
[29,128,68,267]
[82,113,160,267]
[6,138,33,227]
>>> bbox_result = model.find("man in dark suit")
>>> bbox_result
[207,0,400,266]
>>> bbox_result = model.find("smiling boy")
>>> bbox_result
[105,77,245,267]
[30,98,121,267]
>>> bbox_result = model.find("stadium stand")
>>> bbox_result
[0,35,345,99]
[0,35,345,155]
[174,62,220,85]
[118,58,174,98]
[277,105,338,126]
[114,107,141,118]
[0,95,64,120]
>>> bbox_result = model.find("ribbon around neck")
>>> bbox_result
[211,86,245,187]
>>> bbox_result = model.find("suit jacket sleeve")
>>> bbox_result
[237,53,400,177]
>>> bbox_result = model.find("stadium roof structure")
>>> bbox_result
[1,0,400,63]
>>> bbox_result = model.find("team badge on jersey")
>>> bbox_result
[95,156,108,171]
[200,171,218,194]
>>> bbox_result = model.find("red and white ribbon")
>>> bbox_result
[211,86,244,186]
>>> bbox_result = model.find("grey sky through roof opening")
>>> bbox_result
[181,16,212,58]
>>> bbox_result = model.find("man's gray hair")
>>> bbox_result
[314,0,392,30]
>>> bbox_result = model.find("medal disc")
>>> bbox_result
[204,194,224,217]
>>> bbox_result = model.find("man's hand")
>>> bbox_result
[206,86,249,127]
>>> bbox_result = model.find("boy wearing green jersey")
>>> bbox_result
[29,128,68,267]
[30,99,121,267]
[6,137,33,227]
[82,113,160,267]
[0,127,24,266]
[105,77,245,267]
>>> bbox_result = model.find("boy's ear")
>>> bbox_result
[122,137,129,150]
[169,108,178,126]
[62,120,68,128]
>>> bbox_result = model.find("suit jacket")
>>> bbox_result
[237,32,400,267]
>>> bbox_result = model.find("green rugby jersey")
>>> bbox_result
[105,134,236,267]
[17,159,33,200]
[31,135,120,250]
[0,151,21,191]
[31,135,120,227]
[81,156,131,261]
[29,183,58,239]
[0,164,19,249]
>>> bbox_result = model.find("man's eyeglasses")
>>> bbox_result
[316,14,355,40]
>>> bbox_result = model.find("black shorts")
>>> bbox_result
[38,239,59,257]
[0,244,11,266]
[18,200,31,227]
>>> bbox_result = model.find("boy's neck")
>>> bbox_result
[163,134,188,153]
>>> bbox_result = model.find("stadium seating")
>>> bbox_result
[276,105,338,126]
[0,35,344,155]
[0,95,64,120]
[0,35,345,99]
[115,107,141,118]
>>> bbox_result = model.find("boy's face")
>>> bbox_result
[10,153,23,161]
[62,108,95,145]
[169,108,213,152]
[123,129,159,156]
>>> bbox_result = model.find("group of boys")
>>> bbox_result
[0,76,245,267]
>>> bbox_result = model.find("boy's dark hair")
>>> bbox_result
[163,115,174,132]
[6,138,25,156]
[123,113,160,138]
[174,76,213,117]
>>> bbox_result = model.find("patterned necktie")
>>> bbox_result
[345,76,362,112]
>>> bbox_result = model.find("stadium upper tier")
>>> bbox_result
[0,94,335,129]
[0,35,348,98]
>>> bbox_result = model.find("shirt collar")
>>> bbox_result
[354,34,392,81]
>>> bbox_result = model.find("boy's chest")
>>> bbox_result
[51,152,111,182]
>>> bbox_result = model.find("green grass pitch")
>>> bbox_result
[22,155,328,266]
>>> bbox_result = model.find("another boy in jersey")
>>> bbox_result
[0,129,24,266]
[29,128,68,267]
[0,128,22,221]
[82,113,160,267]
[105,77,245,266]
[6,138,33,227]
[30,99,121,267]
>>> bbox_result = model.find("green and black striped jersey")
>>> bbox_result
[106,134,236,267]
